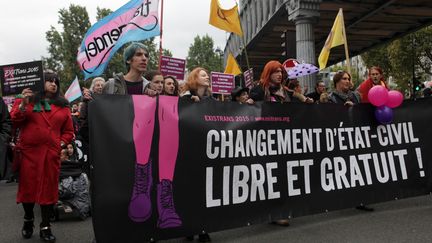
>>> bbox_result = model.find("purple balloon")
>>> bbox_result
[368,86,388,107]
[375,106,394,124]
[385,90,404,108]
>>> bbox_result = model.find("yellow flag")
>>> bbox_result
[209,0,243,36]
[318,8,346,70]
[224,53,242,75]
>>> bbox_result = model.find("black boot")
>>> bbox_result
[198,233,211,242]
[39,225,56,243]
[21,218,34,239]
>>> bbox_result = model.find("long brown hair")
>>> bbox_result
[183,67,211,96]
[259,60,286,88]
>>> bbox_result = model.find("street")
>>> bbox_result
[1,181,431,243]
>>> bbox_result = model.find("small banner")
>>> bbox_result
[0,60,43,96]
[64,77,82,102]
[243,68,254,89]
[90,96,432,243]
[159,56,186,80]
[211,72,235,95]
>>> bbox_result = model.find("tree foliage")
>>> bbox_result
[44,5,90,91]
[186,35,222,72]
[361,25,432,92]
[44,4,172,91]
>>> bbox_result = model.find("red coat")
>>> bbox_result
[10,98,74,205]
[357,78,389,103]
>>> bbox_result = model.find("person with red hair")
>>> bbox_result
[357,66,389,103]
[250,60,291,102]
[181,67,212,102]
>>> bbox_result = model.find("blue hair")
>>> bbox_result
[123,42,148,71]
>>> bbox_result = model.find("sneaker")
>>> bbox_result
[128,162,153,222]
[156,179,182,228]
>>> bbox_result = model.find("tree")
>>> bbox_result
[361,25,432,93]
[45,5,173,91]
[44,4,91,92]
[186,35,221,72]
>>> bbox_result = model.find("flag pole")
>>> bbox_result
[238,10,250,71]
[340,8,352,76]
[158,0,165,71]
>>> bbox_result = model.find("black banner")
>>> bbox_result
[0,60,43,96]
[89,96,432,243]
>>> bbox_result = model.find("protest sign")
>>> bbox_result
[0,60,43,96]
[211,72,235,95]
[160,56,186,80]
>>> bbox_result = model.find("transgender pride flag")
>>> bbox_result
[77,0,160,80]
[65,77,82,102]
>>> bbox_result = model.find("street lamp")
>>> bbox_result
[215,47,224,72]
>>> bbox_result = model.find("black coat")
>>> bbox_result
[0,97,12,178]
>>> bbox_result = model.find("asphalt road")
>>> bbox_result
[1,181,431,243]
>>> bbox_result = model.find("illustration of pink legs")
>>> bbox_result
[156,95,182,228]
[128,95,156,222]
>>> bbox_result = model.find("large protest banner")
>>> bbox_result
[89,96,432,243]
[0,60,43,96]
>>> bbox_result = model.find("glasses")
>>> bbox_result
[342,77,351,80]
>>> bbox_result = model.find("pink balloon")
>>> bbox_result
[385,90,404,108]
[368,86,388,106]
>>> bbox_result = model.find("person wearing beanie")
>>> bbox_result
[231,86,254,104]
[10,69,74,242]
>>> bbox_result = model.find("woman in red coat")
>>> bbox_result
[10,70,74,243]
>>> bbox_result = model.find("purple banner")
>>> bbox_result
[211,72,234,95]
[244,68,254,89]
[160,56,186,80]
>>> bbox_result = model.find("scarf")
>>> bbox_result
[15,94,52,112]
[333,90,359,103]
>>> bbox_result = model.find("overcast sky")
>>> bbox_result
[0,0,237,65]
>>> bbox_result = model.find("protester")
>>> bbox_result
[328,71,374,211]
[66,143,78,161]
[145,70,164,94]
[102,42,157,96]
[10,69,74,242]
[80,77,106,142]
[319,92,330,103]
[181,67,212,103]
[231,86,254,104]
[306,81,326,101]
[0,96,12,181]
[286,79,314,103]
[180,67,213,241]
[60,149,69,162]
[250,60,291,103]
[357,66,389,103]
[163,76,180,96]
[329,71,361,106]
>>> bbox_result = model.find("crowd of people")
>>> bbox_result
[1,41,426,243]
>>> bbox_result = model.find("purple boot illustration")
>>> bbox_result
[128,162,152,222]
[157,179,182,228]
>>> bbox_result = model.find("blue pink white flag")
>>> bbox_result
[77,0,160,80]
[65,77,82,102]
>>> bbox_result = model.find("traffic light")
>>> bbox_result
[413,78,423,92]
